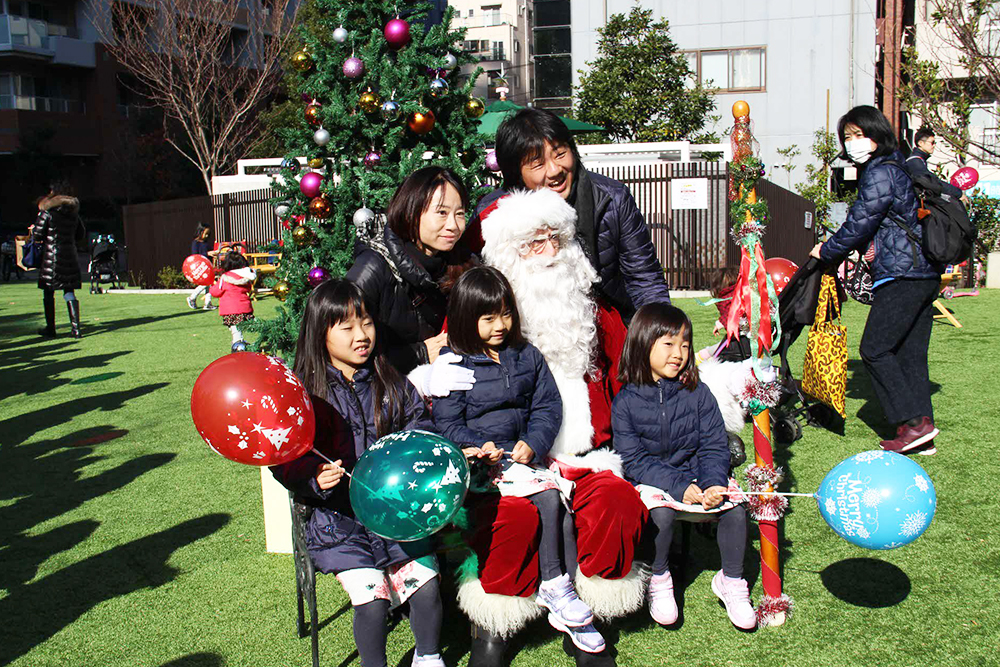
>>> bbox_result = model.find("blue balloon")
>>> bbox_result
[816,450,936,550]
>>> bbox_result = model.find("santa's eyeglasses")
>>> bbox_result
[518,232,561,256]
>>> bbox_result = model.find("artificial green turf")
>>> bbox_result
[1,281,998,667]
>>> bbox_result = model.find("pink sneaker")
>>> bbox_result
[648,571,678,625]
[711,571,756,630]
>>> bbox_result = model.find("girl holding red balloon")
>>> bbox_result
[270,279,447,667]
[209,250,257,353]
[186,223,218,311]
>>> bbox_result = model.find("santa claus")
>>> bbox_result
[457,189,648,666]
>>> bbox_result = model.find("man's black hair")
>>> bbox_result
[495,108,580,190]
[913,127,936,147]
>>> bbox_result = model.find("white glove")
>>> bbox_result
[408,352,475,398]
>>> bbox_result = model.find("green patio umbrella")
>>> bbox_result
[477,100,604,139]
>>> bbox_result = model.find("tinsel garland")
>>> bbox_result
[740,375,783,415]
[756,593,794,627]
[744,464,789,521]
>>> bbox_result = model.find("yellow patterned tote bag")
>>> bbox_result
[801,274,847,418]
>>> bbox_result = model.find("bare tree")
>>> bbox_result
[902,0,1000,165]
[88,0,299,194]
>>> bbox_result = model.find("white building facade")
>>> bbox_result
[449,0,534,104]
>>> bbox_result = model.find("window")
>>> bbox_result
[468,9,474,17]
[534,54,572,98]
[970,102,1000,155]
[690,47,766,92]
[0,72,84,113]
[534,27,570,55]
[534,0,570,28]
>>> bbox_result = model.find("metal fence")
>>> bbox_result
[212,188,280,246]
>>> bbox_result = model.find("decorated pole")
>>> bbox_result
[726,101,792,626]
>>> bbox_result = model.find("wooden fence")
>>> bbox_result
[122,166,815,290]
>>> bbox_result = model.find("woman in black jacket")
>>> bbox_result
[31,182,86,338]
[811,106,943,455]
[346,166,475,377]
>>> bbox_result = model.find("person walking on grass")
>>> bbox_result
[187,223,217,311]
[32,181,86,339]
[209,250,256,353]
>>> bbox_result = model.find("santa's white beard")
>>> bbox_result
[497,243,598,379]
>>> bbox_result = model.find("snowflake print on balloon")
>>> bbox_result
[825,498,837,514]
[900,511,927,538]
[913,474,929,493]
[862,488,882,508]
[854,451,886,463]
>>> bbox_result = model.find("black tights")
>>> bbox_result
[529,488,574,581]
[649,505,748,578]
[352,577,442,667]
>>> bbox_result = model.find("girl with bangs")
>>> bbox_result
[612,303,755,631]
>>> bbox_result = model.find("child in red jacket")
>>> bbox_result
[209,251,256,352]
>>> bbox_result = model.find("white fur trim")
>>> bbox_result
[480,189,578,260]
[698,358,748,434]
[223,267,256,285]
[548,373,594,458]
[552,449,623,478]
[574,562,650,620]
[456,577,544,639]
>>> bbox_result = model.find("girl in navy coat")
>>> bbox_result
[270,279,446,667]
[612,303,755,631]
[432,267,605,654]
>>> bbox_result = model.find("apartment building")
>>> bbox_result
[449,0,533,105]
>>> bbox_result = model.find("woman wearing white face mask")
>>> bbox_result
[809,105,944,456]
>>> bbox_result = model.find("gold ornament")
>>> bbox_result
[359,90,381,113]
[464,97,486,119]
[304,103,323,127]
[307,157,325,169]
[291,50,314,72]
[291,224,314,247]
[308,196,332,219]
[273,281,290,301]
[407,109,436,135]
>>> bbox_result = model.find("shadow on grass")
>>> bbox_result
[820,558,911,607]
[0,513,230,665]
[0,309,204,348]
[0,349,132,401]
[159,654,226,667]
[846,359,942,439]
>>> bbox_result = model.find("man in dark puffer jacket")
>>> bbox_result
[813,106,944,455]
[471,109,670,321]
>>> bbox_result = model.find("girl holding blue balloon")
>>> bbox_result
[612,303,756,631]
[270,279,447,667]
[432,267,607,654]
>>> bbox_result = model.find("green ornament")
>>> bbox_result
[349,430,469,541]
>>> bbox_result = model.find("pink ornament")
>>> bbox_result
[384,18,411,50]
[364,151,382,169]
[307,266,330,287]
[950,166,979,191]
[485,150,500,172]
[299,171,323,199]
[343,56,365,79]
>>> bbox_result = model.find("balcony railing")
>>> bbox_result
[0,14,79,49]
[452,13,515,29]
[0,94,86,114]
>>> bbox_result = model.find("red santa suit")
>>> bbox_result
[456,189,648,638]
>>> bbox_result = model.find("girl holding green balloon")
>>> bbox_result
[432,267,607,654]
[270,279,447,667]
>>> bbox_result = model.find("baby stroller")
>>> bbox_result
[89,235,124,294]
[1,236,24,281]
[769,257,846,443]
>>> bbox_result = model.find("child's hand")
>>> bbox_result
[481,441,504,465]
[701,485,727,510]
[462,447,484,460]
[315,460,344,490]
[682,483,703,505]
[712,319,724,336]
[511,440,535,464]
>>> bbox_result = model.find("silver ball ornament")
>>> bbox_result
[429,78,449,99]
[443,53,458,70]
[333,27,348,43]
[274,202,291,218]
[314,128,331,146]
[380,100,401,121]
[353,206,376,228]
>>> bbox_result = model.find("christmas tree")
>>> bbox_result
[247,0,491,357]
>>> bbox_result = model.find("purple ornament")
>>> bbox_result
[485,150,500,172]
[363,151,382,169]
[343,57,365,79]
[307,266,330,288]
[299,171,323,199]
[300,93,313,102]
[384,18,411,50]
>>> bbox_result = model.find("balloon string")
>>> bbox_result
[726,491,817,498]
[312,449,353,478]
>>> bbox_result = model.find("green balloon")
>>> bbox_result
[349,430,470,541]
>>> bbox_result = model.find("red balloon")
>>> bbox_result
[950,166,979,191]
[183,254,216,286]
[191,353,316,467]
[764,257,799,295]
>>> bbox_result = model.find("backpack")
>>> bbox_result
[885,159,976,266]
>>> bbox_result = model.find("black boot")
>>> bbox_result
[468,623,508,667]
[67,299,82,339]
[38,290,56,336]
[563,635,617,667]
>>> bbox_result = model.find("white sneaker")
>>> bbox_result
[203,303,217,311]
[711,570,756,630]
[535,574,594,628]
[186,296,197,309]
[411,653,445,667]
[648,571,678,625]
[547,614,606,654]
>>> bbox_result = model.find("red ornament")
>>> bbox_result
[764,257,798,295]
[950,166,979,191]
[183,254,216,286]
[191,353,316,467]
[407,109,436,135]
[304,102,323,127]
[384,18,411,50]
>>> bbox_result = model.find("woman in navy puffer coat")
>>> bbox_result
[612,303,755,630]
[813,106,943,455]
